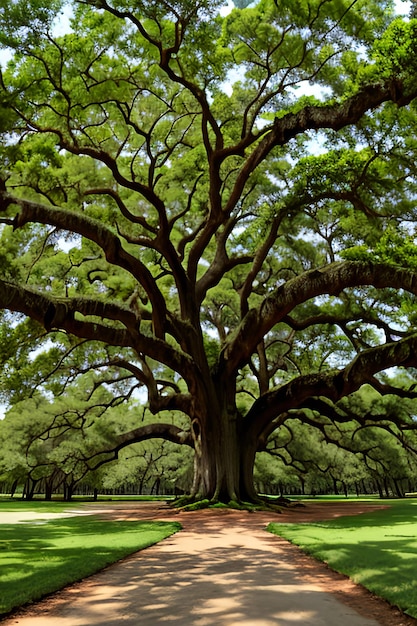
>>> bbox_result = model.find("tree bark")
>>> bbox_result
[190,409,242,502]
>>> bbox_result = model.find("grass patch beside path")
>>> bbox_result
[268,498,417,619]
[0,504,181,617]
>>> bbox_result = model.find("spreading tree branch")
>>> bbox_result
[223,261,417,374]
[244,332,417,442]
[86,422,194,471]
[0,194,168,337]
[0,279,196,382]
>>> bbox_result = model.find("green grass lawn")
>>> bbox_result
[0,500,181,617]
[268,498,417,618]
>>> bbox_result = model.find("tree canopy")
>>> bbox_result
[1,0,417,505]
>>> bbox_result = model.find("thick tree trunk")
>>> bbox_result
[191,414,241,501]
[189,398,258,503]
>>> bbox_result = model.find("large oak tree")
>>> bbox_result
[1,0,417,504]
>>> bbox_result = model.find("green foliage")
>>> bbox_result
[371,18,417,91]
[0,388,194,498]
[342,226,417,270]
[0,0,63,49]
[261,383,417,497]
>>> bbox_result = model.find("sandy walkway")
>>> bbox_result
[1,502,415,626]
[0,510,95,524]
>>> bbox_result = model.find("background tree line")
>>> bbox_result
[1,381,416,500]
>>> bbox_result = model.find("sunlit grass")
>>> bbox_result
[268,498,417,618]
[0,501,180,616]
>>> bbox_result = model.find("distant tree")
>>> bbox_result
[96,440,193,495]
[0,395,61,500]
[263,385,417,497]
[0,386,122,500]
[0,383,193,499]
[254,451,300,496]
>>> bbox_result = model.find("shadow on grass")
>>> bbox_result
[0,518,181,616]
[268,499,417,618]
[298,536,417,618]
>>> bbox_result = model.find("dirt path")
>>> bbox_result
[2,501,416,626]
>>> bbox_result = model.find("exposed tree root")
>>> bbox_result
[169,494,305,513]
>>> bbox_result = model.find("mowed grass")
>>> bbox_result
[0,500,181,616]
[268,498,417,618]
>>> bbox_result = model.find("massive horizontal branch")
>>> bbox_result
[284,310,407,344]
[0,194,167,337]
[223,77,417,214]
[116,422,193,449]
[283,312,363,331]
[243,332,417,442]
[87,422,194,471]
[222,261,417,374]
[0,279,196,382]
